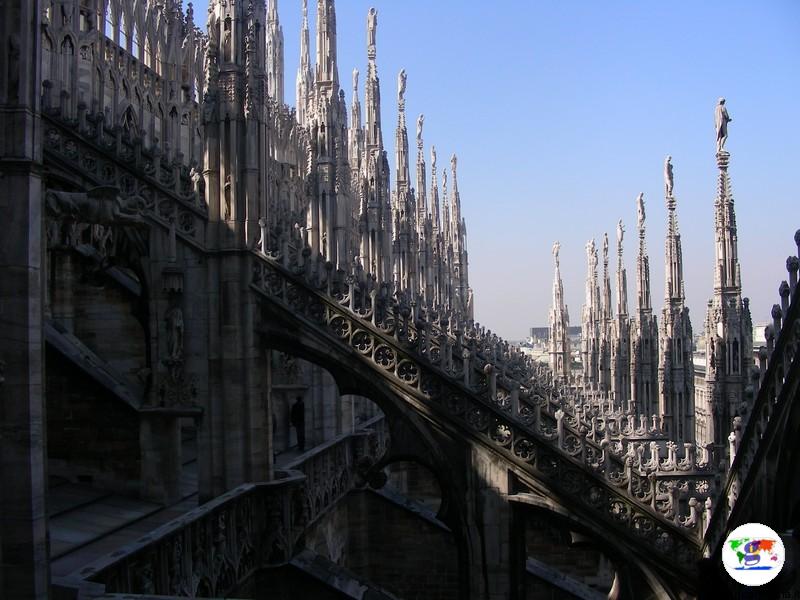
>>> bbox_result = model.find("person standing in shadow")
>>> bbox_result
[290,396,306,452]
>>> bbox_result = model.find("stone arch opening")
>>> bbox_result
[512,497,680,600]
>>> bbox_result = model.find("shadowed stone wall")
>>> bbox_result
[305,489,459,600]
[46,348,141,495]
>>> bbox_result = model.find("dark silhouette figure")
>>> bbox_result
[290,396,306,452]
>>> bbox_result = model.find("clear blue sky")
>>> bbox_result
[190,1,800,340]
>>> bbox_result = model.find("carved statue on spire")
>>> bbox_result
[352,68,359,92]
[397,69,407,107]
[552,241,561,268]
[616,219,624,245]
[451,154,458,180]
[664,155,674,197]
[431,145,437,173]
[416,114,424,146]
[715,97,732,153]
[636,193,646,231]
[603,232,609,260]
[206,5,218,50]
[367,8,378,55]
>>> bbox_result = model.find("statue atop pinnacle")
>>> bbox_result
[715,97,732,154]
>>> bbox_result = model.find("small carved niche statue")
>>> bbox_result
[165,305,184,362]
[223,175,232,220]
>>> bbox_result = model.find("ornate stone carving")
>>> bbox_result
[45,187,144,226]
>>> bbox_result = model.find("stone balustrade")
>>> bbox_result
[251,250,704,574]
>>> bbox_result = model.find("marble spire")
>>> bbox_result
[631,192,659,418]
[602,232,613,321]
[295,0,312,124]
[635,193,652,313]
[315,0,339,90]
[699,99,753,454]
[664,157,685,305]
[550,242,571,381]
[394,69,410,194]
[266,0,284,103]
[416,115,427,225]
[659,156,695,442]
[364,7,383,153]
[349,68,363,171]
[581,238,601,392]
[430,146,440,235]
[616,220,628,317]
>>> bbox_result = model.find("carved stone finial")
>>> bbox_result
[552,241,561,266]
[616,219,624,245]
[431,145,437,172]
[451,153,458,178]
[416,114,424,147]
[352,68,359,92]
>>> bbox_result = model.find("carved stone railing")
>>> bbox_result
[703,232,800,555]
[69,418,387,598]
[42,113,207,250]
[250,251,704,576]
[282,416,388,526]
[78,473,306,598]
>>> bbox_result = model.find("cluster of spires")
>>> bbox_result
[198,0,471,319]
[548,106,751,452]
[290,0,472,317]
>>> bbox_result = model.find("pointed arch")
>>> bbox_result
[121,105,138,140]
